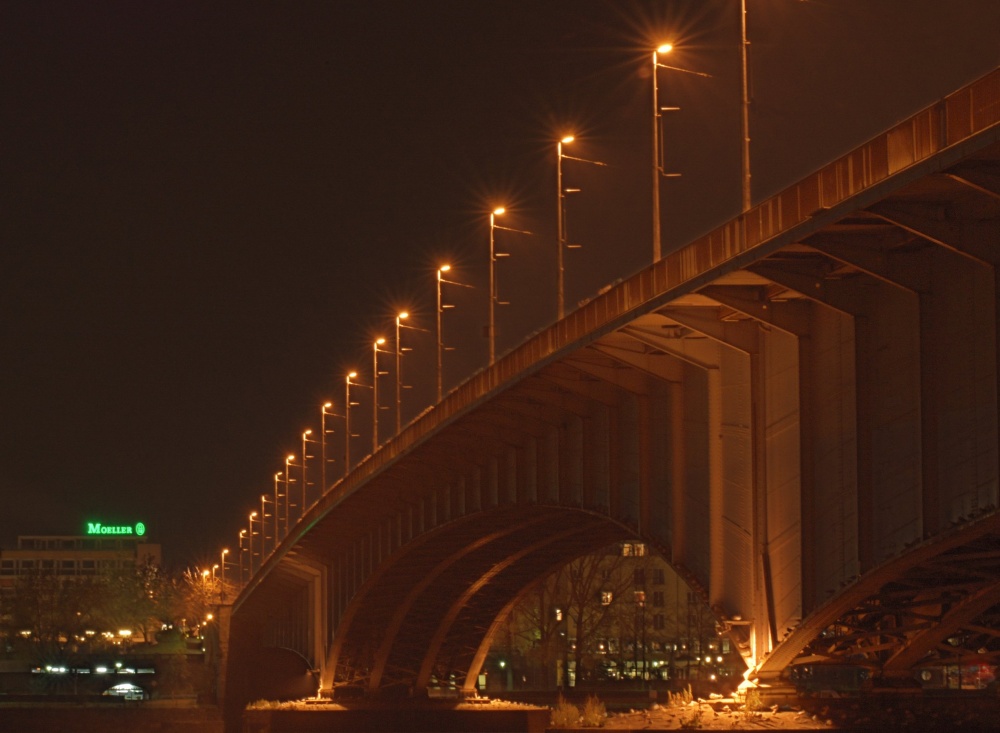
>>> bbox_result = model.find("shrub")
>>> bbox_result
[667,684,694,708]
[551,694,580,727]
[581,694,606,727]
[741,687,763,721]
[679,706,703,728]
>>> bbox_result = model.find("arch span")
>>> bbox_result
[322,505,692,696]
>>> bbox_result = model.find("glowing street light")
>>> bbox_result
[488,207,533,363]
[650,42,711,262]
[248,511,258,575]
[436,265,452,402]
[301,429,314,514]
[556,135,607,320]
[344,372,359,472]
[238,529,248,586]
[436,264,472,401]
[488,207,505,364]
[273,471,283,544]
[651,43,673,263]
[220,548,229,602]
[372,338,388,451]
[283,454,297,536]
[260,494,271,555]
[557,137,573,321]
[320,402,335,495]
[394,312,410,434]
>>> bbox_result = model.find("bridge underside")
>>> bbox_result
[228,70,1000,709]
[327,506,631,695]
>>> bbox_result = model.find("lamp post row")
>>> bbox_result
[226,35,752,592]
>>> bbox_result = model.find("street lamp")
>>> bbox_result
[248,511,258,576]
[321,402,335,495]
[436,265,452,402]
[556,135,607,320]
[650,42,711,262]
[488,207,505,365]
[488,207,533,363]
[238,529,247,587]
[220,548,229,602]
[260,494,271,556]
[394,312,410,434]
[651,42,673,263]
[283,454,296,536]
[344,372,359,472]
[372,338,388,451]
[436,264,473,401]
[557,137,572,321]
[301,429,314,514]
[273,471,283,544]
[740,0,751,215]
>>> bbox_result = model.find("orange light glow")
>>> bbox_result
[657,43,673,54]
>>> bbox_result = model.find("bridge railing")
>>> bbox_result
[297,67,1000,544]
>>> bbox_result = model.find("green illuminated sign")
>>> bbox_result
[86,522,146,537]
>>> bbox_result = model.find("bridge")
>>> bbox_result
[221,67,1000,719]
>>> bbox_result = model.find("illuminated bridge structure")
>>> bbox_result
[222,68,1000,716]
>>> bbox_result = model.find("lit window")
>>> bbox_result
[622,542,646,557]
[601,591,613,606]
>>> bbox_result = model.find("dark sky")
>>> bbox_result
[3,1,998,567]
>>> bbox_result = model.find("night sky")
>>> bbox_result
[3,1,998,567]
